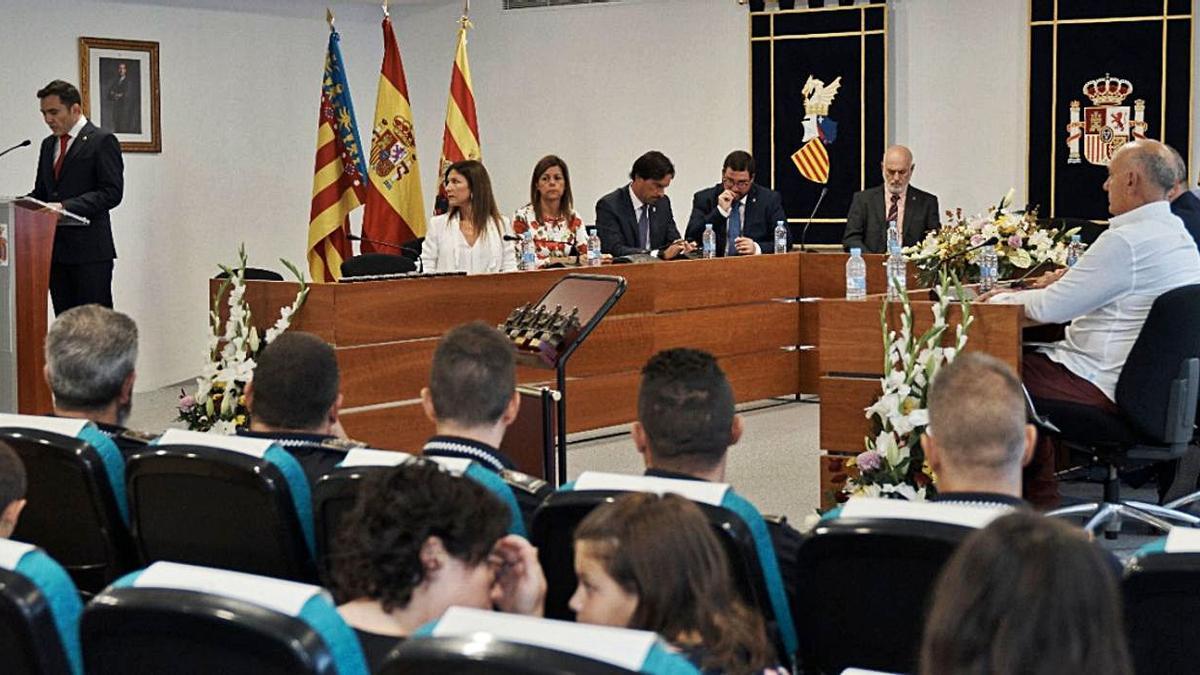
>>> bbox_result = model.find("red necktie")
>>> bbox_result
[887,193,899,223]
[53,134,70,179]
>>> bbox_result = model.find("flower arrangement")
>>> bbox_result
[177,245,309,433]
[843,272,973,501]
[904,189,1080,287]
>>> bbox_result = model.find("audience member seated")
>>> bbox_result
[571,492,785,674]
[685,150,788,256]
[595,150,696,259]
[420,322,520,473]
[923,353,1035,507]
[421,160,516,274]
[981,139,1200,508]
[512,155,591,267]
[44,304,152,458]
[0,441,26,538]
[919,512,1131,675]
[240,331,365,486]
[331,460,545,670]
[843,145,940,253]
[1166,143,1200,249]
[632,348,803,615]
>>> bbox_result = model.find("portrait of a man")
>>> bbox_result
[99,58,141,134]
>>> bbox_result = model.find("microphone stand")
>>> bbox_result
[0,140,31,160]
[347,233,407,252]
[799,186,828,252]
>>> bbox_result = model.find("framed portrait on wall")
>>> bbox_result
[78,37,161,153]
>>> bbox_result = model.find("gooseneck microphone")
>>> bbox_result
[0,139,31,160]
[799,186,828,252]
[347,233,406,252]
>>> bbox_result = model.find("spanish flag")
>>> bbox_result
[361,14,427,250]
[433,12,482,215]
[307,26,367,282]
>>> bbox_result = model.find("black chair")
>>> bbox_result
[399,237,423,261]
[0,540,84,675]
[1123,544,1200,675]
[81,562,366,675]
[0,420,138,595]
[381,636,633,675]
[795,501,993,674]
[1043,284,1200,535]
[530,480,796,665]
[126,436,318,583]
[340,253,416,278]
[213,267,284,281]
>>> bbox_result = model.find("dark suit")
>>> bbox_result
[594,186,681,257]
[685,183,789,255]
[30,121,124,314]
[842,184,939,253]
[1171,190,1200,252]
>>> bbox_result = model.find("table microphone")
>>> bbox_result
[347,233,406,252]
[799,186,828,252]
[0,139,31,160]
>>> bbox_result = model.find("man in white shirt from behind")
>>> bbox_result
[980,139,1200,508]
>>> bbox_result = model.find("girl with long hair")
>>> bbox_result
[420,160,516,274]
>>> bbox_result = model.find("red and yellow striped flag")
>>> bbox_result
[792,137,830,184]
[362,14,427,250]
[433,13,481,214]
[307,27,368,282]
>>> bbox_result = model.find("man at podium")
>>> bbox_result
[29,80,124,314]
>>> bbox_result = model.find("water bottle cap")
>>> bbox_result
[850,247,862,255]
[1071,234,1081,242]
[705,223,713,229]
[890,245,902,254]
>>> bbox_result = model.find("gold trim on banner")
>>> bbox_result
[1030,15,1190,26]
[770,11,776,191]
[1160,1,1168,138]
[1050,0,1059,217]
[756,30,884,41]
[787,218,847,224]
[748,10,754,163]
[1191,3,1197,188]
[1025,0,1033,212]
[860,9,866,192]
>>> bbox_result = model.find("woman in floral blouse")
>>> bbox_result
[511,155,590,267]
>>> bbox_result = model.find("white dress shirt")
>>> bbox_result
[991,200,1200,401]
[420,212,517,275]
[717,198,761,254]
[55,115,89,161]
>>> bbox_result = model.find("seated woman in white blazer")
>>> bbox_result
[421,160,518,274]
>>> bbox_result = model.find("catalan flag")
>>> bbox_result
[308,26,368,282]
[361,14,427,251]
[792,137,830,184]
[433,11,482,215]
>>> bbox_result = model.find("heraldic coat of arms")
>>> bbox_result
[1065,73,1149,166]
[371,115,418,189]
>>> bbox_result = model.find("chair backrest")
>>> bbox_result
[529,472,797,662]
[313,451,529,585]
[340,253,416,278]
[1116,284,1200,442]
[798,498,1006,674]
[381,606,699,675]
[399,237,423,261]
[1123,528,1200,674]
[127,429,317,582]
[0,414,137,594]
[213,267,284,281]
[0,539,84,675]
[81,562,367,675]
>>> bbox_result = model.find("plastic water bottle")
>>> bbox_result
[886,220,900,251]
[1066,234,1083,267]
[978,245,998,292]
[845,247,867,300]
[702,223,716,259]
[886,244,907,301]
[774,220,788,254]
[519,230,537,271]
[586,227,602,267]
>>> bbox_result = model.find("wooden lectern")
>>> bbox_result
[0,198,85,413]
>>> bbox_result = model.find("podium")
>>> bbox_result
[0,198,87,413]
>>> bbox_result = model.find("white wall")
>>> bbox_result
[1,0,1196,391]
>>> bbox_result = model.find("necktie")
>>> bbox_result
[53,135,70,180]
[886,193,900,247]
[638,204,650,250]
[727,200,742,256]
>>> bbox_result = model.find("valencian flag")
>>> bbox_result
[361,12,427,250]
[433,7,482,215]
[307,22,368,282]
[792,138,830,184]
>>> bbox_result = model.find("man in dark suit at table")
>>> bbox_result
[842,144,939,253]
[595,151,696,260]
[29,80,124,315]
[686,150,788,256]
[1167,144,1200,250]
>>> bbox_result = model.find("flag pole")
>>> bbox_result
[326,7,334,31]
[381,0,389,18]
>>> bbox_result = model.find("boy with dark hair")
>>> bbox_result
[0,442,27,538]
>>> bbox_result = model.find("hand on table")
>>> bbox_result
[489,535,546,617]
[734,237,759,255]
[662,240,697,260]
[1030,268,1067,288]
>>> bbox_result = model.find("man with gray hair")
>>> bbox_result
[1165,144,1200,249]
[982,139,1200,507]
[923,353,1036,506]
[44,303,149,457]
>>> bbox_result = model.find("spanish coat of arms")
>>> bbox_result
[1065,73,1149,166]
[370,115,418,188]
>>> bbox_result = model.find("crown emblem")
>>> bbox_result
[1082,73,1133,106]
[801,75,842,117]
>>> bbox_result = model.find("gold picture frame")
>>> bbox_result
[78,37,161,153]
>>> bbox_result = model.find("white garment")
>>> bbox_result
[991,200,1200,401]
[420,212,517,275]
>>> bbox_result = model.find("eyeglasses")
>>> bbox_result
[721,177,752,189]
